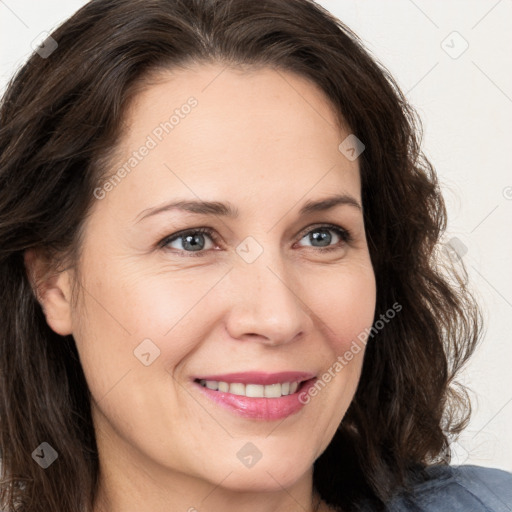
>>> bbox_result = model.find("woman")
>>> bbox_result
[0,0,510,511]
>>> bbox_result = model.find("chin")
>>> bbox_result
[203,450,314,493]
[217,467,308,493]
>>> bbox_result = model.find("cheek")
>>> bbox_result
[303,262,376,402]
[303,261,376,351]
[72,263,230,383]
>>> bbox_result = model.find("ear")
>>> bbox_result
[24,248,74,336]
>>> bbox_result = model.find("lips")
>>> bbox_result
[191,371,318,421]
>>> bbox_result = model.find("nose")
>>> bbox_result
[224,248,311,347]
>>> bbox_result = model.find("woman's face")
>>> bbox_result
[53,64,376,501]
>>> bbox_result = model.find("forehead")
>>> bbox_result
[94,63,361,222]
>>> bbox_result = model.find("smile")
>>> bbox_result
[196,379,301,398]
[191,371,317,421]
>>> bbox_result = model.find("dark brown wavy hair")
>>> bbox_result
[0,0,483,511]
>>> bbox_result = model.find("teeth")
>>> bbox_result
[245,384,263,397]
[264,383,282,398]
[198,379,303,398]
[217,381,229,392]
[229,382,245,396]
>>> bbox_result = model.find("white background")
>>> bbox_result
[1,0,511,472]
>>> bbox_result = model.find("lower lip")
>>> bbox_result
[193,378,317,421]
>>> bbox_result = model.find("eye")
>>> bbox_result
[159,227,218,256]
[295,223,352,252]
[158,224,353,257]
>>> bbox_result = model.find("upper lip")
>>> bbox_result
[193,371,316,385]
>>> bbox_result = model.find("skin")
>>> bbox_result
[26,63,377,512]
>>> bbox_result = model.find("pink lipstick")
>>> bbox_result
[191,371,317,421]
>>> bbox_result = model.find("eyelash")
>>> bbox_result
[158,223,353,258]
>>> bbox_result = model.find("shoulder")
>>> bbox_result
[386,464,512,512]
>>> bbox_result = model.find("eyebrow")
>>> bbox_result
[134,193,362,223]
